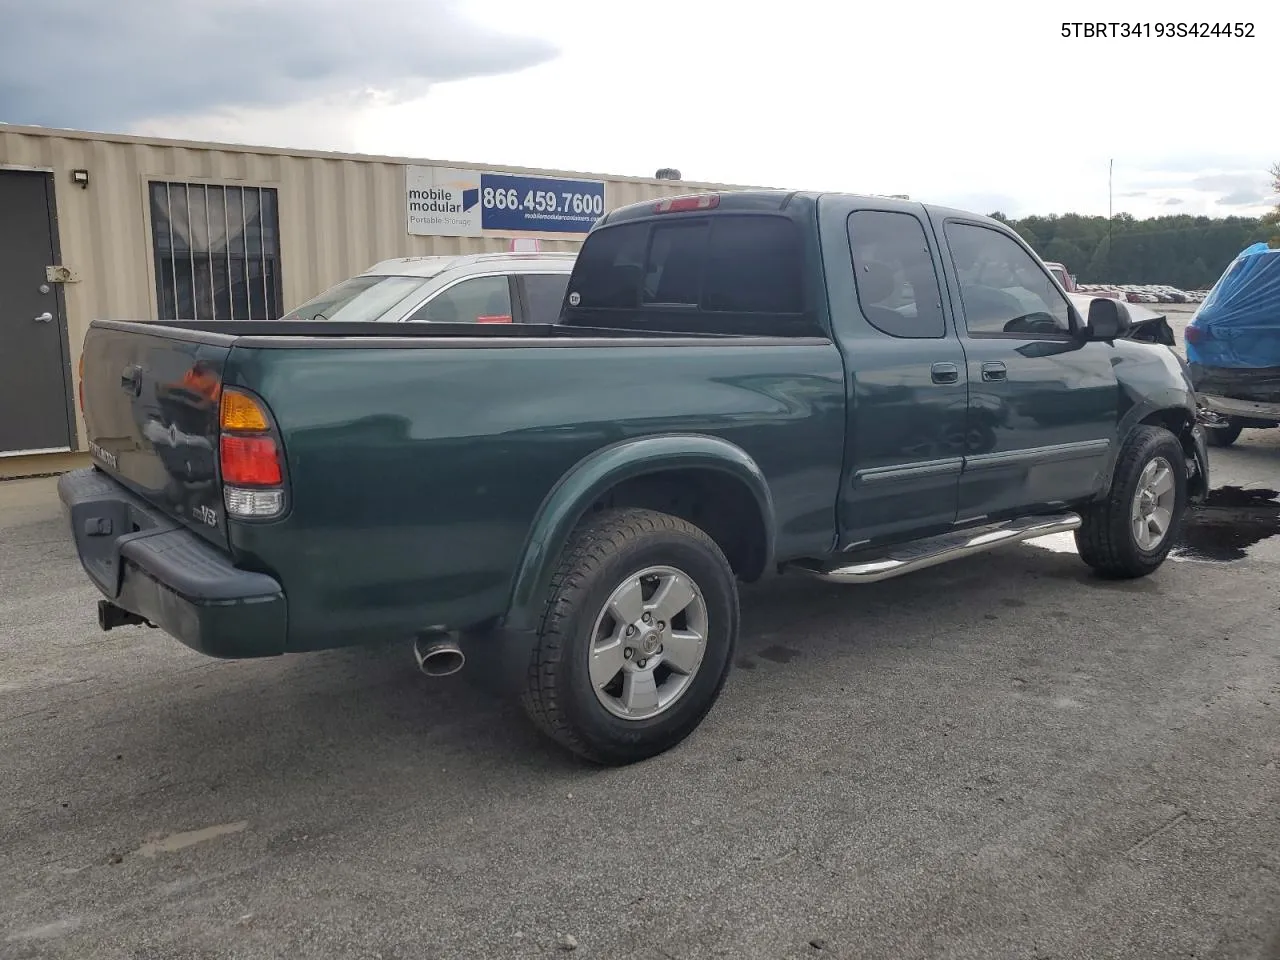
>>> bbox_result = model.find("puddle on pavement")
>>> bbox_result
[1025,486,1280,564]
[1172,486,1280,563]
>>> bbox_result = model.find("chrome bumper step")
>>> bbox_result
[788,512,1083,584]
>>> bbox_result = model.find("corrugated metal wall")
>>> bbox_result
[0,125,750,453]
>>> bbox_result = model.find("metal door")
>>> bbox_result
[0,170,71,454]
[818,198,971,548]
[937,216,1118,522]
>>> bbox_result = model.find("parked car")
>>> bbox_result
[280,252,577,325]
[61,191,1210,765]
[1185,243,1280,446]
[1043,261,1077,291]
[1040,264,1118,302]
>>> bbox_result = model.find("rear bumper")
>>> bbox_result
[1198,393,1280,422]
[57,468,287,658]
[1187,363,1280,427]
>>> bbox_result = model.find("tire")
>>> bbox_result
[1204,422,1242,447]
[1075,425,1188,579]
[520,507,739,766]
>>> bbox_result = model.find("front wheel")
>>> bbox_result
[1075,425,1188,579]
[521,507,739,765]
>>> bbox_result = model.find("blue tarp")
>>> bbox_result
[1186,243,1280,368]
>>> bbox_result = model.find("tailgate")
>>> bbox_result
[80,322,232,550]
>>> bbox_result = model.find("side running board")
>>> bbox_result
[788,513,1082,584]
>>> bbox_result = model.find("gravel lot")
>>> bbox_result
[3,391,1279,959]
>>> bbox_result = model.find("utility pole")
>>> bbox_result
[1107,158,1114,276]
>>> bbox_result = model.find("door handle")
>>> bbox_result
[981,361,1007,382]
[34,312,53,324]
[930,362,959,384]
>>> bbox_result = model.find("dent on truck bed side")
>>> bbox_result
[502,434,778,634]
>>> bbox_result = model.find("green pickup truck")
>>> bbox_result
[61,190,1210,765]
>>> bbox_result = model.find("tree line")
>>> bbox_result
[988,162,1280,290]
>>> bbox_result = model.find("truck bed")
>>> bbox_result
[76,317,847,654]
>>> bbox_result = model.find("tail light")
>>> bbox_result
[1184,324,1210,344]
[220,436,282,485]
[218,387,286,519]
[654,194,720,213]
[475,314,512,324]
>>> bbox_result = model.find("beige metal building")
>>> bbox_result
[0,124,749,478]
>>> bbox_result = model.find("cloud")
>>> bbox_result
[1129,153,1276,176]
[0,0,557,130]
[1190,173,1265,193]
[1111,163,1277,218]
[1219,189,1268,207]
[128,95,374,154]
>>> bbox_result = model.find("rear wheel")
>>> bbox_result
[521,507,738,766]
[1076,425,1187,579]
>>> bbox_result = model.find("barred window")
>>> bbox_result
[149,182,283,322]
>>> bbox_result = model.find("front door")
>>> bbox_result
[938,218,1119,522]
[0,170,71,454]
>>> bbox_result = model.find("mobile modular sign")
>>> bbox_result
[406,165,606,237]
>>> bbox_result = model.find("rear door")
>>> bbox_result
[80,324,232,548]
[936,217,1119,521]
[821,199,970,547]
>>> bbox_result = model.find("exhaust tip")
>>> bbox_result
[414,633,465,678]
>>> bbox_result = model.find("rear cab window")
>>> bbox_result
[563,211,816,336]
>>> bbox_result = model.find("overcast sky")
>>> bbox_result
[2,0,1277,220]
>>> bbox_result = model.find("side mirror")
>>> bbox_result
[1083,298,1132,341]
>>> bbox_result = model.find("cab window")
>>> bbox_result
[945,223,1073,337]
[847,210,945,338]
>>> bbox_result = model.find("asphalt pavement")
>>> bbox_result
[2,418,1279,959]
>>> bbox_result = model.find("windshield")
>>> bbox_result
[281,275,428,322]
